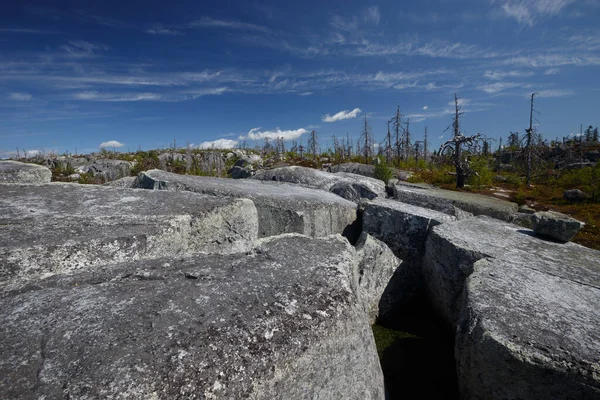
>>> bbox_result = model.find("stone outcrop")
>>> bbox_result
[0,183,258,280]
[0,160,51,184]
[251,166,386,202]
[133,169,358,239]
[0,234,385,399]
[532,211,584,242]
[103,176,137,188]
[422,216,600,399]
[563,188,590,202]
[392,181,518,222]
[354,232,401,323]
[76,159,133,181]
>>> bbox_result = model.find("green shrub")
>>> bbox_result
[374,157,393,183]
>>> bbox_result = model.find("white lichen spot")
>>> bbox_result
[316,310,329,317]
[264,328,279,340]
[302,313,312,320]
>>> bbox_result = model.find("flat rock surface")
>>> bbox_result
[393,183,518,221]
[0,160,52,184]
[423,217,600,399]
[133,170,358,238]
[0,184,258,280]
[0,235,384,399]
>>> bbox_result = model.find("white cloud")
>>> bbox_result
[240,127,307,141]
[544,68,560,75]
[322,108,362,122]
[478,82,521,93]
[9,92,32,101]
[422,105,429,110]
[299,92,313,96]
[60,40,108,58]
[147,25,180,35]
[534,89,575,97]
[197,138,238,149]
[483,70,534,79]
[75,91,162,101]
[189,17,270,33]
[438,135,444,139]
[364,6,381,24]
[498,0,576,25]
[99,140,124,149]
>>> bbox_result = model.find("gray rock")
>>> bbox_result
[330,162,412,181]
[229,165,252,179]
[532,211,583,242]
[518,204,536,214]
[563,188,590,202]
[194,151,227,176]
[68,173,81,181]
[133,170,357,239]
[76,159,133,182]
[0,183,258,281]
[0,160,52,184]
[393,182,518,221]
[0,235,384,399]
[252,166,386,202]
[354,233,401,323]
[422,216,600,399]
[234,154,263,168]
[103,176,137,188]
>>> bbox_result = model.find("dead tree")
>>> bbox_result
[423,127,429,163]
[440,93,482,188]
[308,130,318,159]
[404,118,411,161]
[385,121,393,165]
[392,106,403,165]
[360,114,373,163]
[524,93,538,186]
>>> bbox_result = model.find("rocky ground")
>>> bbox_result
[1,160,598,399]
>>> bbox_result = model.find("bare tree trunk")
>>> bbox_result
[525,93,537,186]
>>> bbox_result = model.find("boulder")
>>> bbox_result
[563,189,590,202]
[393,181,518,222]
[0,160,51,184]
[229,165,252,179]
[76,159,133,182]
[354,232,401,323]
[133,170,357,239]
[0,184,258,281]
[423,216,600,399]
[194,151,227,176]
[103,176,137,188]
[532,211,583,242]
[252,166,386,202]
[0,234,385,399]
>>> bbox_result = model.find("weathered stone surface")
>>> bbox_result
[423,217,600,399]
[229,165,252,179]
[103,176,136,188]
[0,184,258,280]
[0,160,51,184]
[532,211,583,242]
[76,159,133,182]
[252,166,386,202]
[456,257,600,400]
[563,188,590,202]
[0,235,385,399]
[133,169,357,238]
[362,198,455,260]
[393,182,518,221]
[354,232,401,323]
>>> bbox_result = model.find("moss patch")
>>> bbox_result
[371,324,419,359]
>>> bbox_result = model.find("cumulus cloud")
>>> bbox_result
[422,105,429,110]
[9,92,32,101]
[99,140,124,149]
[322,108,362,123]
[240,127,307,141]
[197,138,239,149]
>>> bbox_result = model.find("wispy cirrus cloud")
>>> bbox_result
[497,0,576,26]
[484,70,534,79]
[188,17,270,33]
[322,108,362,122]
[9,92,32,101]
[478,82,522,93]
[146,25,181,35]
[504,53,600,67]
[75,91,161,101]
[60,40,108,58]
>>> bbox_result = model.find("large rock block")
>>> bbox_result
[423,217,600,399]
[133,170,357,239]
[0,184,258,281]
[393,182,518,222]
[252,166,386,202]
[76,159,133,182]
[354,232,401,323]
[0,160,52,184]
[531,210,583,242]
[0,235,385,399]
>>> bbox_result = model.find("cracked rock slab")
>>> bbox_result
[0,161,51,184]
[422,216,600,399]
[0,235,384,399]
[133,169,357,238]
[0,184,258,281]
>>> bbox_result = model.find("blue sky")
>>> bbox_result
[1,0,599,157]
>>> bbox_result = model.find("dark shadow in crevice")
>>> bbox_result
[342,208,363,246]
[516,229,567,244]
[375,293,459,400]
